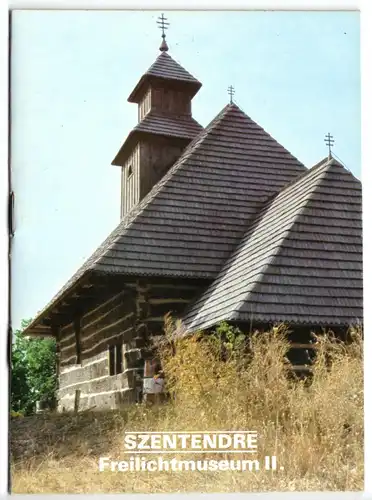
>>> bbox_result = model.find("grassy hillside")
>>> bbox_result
[10,324,363,493]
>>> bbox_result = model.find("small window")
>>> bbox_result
[116,343,123,375]
[109,342,124,376]
[127,165,133,178]
[109,345,115,375]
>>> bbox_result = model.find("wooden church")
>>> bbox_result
[23,17,363,412]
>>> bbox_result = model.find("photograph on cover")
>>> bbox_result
[9,9,362,493]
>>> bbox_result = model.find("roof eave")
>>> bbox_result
[127,74,202,103]
[111,130,138,166]
[25,330,56,339]
[111,130,192,166]
[21,270,92,337]
[233,315,362,329]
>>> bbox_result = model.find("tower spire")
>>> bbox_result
[157,13,169,52]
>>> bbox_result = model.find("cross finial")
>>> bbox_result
[324,132,335,159]
[227,85,235,104]
[157,13,170,52]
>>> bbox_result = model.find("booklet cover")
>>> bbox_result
[9,9,362,494]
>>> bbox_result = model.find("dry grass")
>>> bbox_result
[11,322,364,493]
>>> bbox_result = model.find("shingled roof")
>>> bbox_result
[128,52,202,102]
[24,103,306,333]
[92,103,306,277]
[182,157,363,330]
[135,112,202,138]
[112,112,203,166]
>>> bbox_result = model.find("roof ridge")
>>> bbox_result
[262,155,360,208]
[256,156,331,208]
[328,156,361,182]
[227,103,305,168]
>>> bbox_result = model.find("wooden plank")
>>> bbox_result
[290,343,318,350]
[291,365,312,372]
[74,389,81,414]
[74,317,82,364]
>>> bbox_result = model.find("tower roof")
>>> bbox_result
[128,52,202,103]
[111,112,203,166]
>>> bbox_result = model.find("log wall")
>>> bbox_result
[57,280,203,412]
[58,289,139,412]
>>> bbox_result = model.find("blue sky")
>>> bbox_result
[11,10,360,331]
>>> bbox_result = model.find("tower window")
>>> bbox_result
[139,88,151,120]
[127,165,133,178]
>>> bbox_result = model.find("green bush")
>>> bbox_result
[11,319,57,415]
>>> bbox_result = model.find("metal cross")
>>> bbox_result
[157,13,169,39]
[228,85,235,104]
[324,132,335,157]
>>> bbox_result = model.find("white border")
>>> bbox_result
[361,0,371,498]
[6,0,362,9]
[0,0,9,496]
[2,1,370,499]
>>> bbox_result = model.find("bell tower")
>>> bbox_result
[111,14,203,219]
